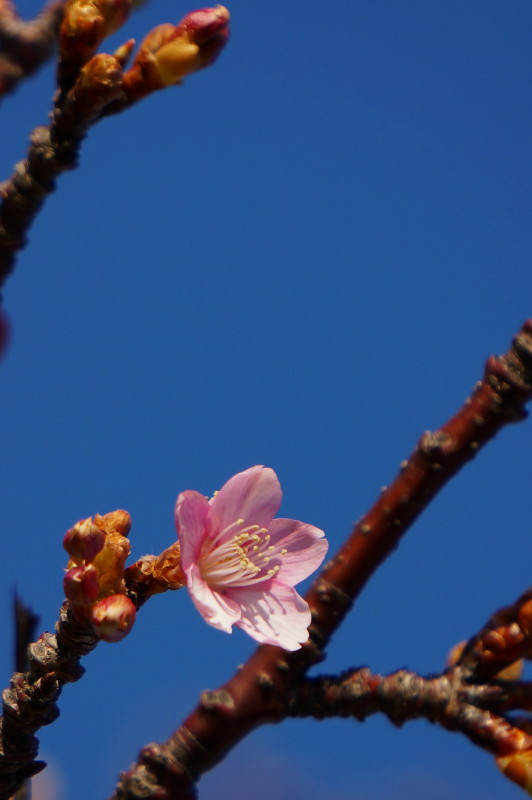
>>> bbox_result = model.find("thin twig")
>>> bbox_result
[0,55,125,288]
[0,0,65,99]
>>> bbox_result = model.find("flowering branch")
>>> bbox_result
[110,319,532,800]
[0,2,230,289]
[0,0,64,100]
[0,509,140,798]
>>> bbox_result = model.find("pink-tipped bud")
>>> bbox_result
[64,564,100,605]
[122,5,229,99]
[91,594,136,642]
[63,517,106,563]
[153,5,230,84]
[175,6,230,46]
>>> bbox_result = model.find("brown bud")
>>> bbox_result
[93,509,132,537]
[446,640,466,668]
[518,599,532,635]
[61,0,131,59]
[69,53,125,118]
[59,0,132,92]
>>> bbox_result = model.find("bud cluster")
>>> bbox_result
[57,0,230,110]
[63,510,136,642]
[121,5,230,101]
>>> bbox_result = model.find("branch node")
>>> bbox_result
[199,689,234,713]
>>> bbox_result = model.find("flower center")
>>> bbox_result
[199,519,287,589]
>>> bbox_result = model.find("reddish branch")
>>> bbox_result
[110,320,532,800]
[0,0,64,99]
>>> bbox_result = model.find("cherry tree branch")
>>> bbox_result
[0,55,126,288]
[0,322,530,799]
[110,319,532,800]
[287,589,532,794]
[0,603,98,799]
[286,667,531,736]
[0,2,230,290]
[0,0,64,100]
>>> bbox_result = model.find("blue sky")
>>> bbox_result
[2,1,531,798]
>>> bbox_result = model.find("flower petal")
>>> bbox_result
[175,490,211,571]
[232,580,312,651]
[267,518,328,586]
[209,465,281,534]
[186,563,241,633]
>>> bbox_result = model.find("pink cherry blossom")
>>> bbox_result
[174,466,328,651]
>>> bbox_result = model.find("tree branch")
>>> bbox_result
[0,0,64,100]
[0,52,126,289]
[0,2,231,292]
[0,603,98,799]
[110,319,532,800]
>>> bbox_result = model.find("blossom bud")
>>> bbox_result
[61,0,131,57]
[518,598,532,634]
[93,509,132,537]
[92,530,131,594]
[64,564,100,605]
[70,54,125,117]
[496,748,532,794]
[91,594,136,641]
[445,640,466,668]
[63,517,106,563]
[122,5,229,100]
[59,0,131,92]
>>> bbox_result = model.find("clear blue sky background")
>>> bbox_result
[2,1,531,798]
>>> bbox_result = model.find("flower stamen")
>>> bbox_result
[200,518,286,588]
